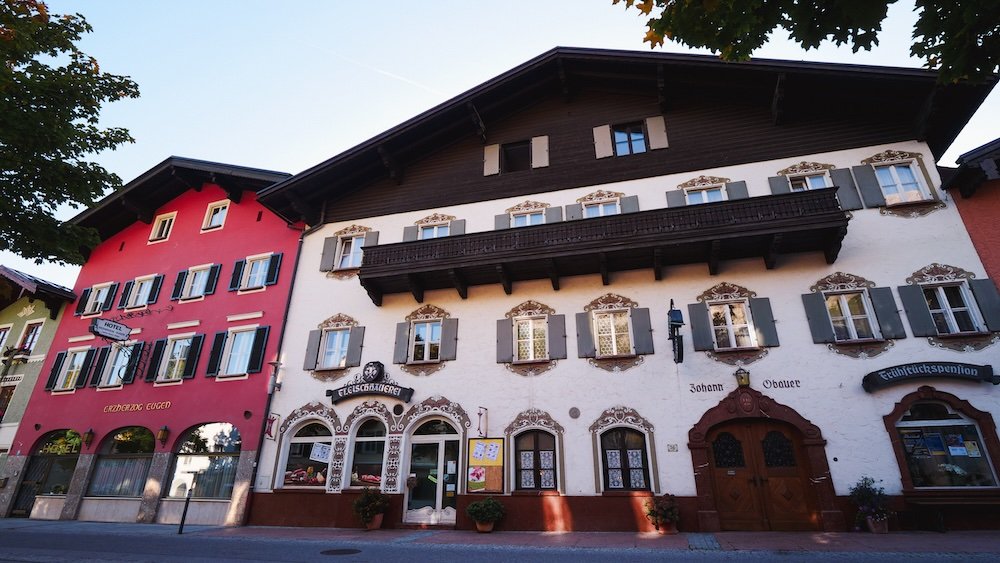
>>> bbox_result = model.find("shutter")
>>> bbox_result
[319,236,339,271]
[303,330,322,370]
[145,339,167,382]
[205,332,227,377]
[403,226,418,242]
[101,283,119,311]
[645,115,669,150]
[544,207,562,224]
[593,125,613,159]
[547,314,567,360]
[449,219,466,235]
[870,287,906,339]
[228,260,246,291]
[90,346,111,386]
[530,136,549,168]
[688,302,714,351]
[631,308,654,355]
[494,214,510,230]
[170,271,187,300]
[898,284,936,337]
[117,281,134,309]
[575,312,596,358]
[75,349,96,388]
[725,181,749,200]
[264,253,282,286]
[122,341,144,384]
[247,326,270,374]
[829,168,864,211]
[483,144,501,175]
[565,203,583,221]
[749,298,779,347]
[440,318,459,361]
[620,195,639,214]
[344,326,365,367]
[496,318,513,363]
[74,289,91,316]
[182,334,205,379]
[45,352,66,391]
[852,165,886,208]
[970,278,1000,331]
[147,275,164,304]
[768,176,791,195]
[392,322,410,364]
[363,231,379,248]
[801,293,835,344]
[205,264,221,295]
[666,190,687,208]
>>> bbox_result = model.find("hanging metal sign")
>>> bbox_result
[89,318,132,341]
[862,362,996,393]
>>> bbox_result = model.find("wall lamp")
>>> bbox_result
[667,299,685,364]
[82,428,95,448]
[156,425,170,446]
[734,367,751,388]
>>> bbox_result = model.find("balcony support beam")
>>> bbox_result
[407,274,424,303]
[653,248,663,281]
[708,240,721,275]
[764,234,782,270]
[599,253,610,286]
[547,259,560,291]
[496,264,512,295]
[449,269,468,300]
[363,283,383,307]
[825,226,848,264]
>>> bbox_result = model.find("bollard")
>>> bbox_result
[178,488,193,534]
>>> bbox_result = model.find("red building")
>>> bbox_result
[943,138,1000,281]
[0,158,299,525]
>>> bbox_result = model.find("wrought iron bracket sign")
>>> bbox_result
[862,362,996,393]
[89,318,132,342]
[327,361,414,404]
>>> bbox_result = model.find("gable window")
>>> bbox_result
[283,422,332,487]
[922,284,984,335]
[348,419,387,487]
[501,141,531,173]
[583,199,619,218]
[875,162,927,205]
[612,122,647,156]
[825,292,880,341]
[420,223,449,240]
[686,185,725,205]
[515,430,557,490]
[483,137,549,175]
[593,310,633,358]
[76,282,118,316]
[173,264,221,301]
[18,321,44,353]
[709,301,757,350]
[202,200,229,231]
[206,326,269,377]
[146,333,204,383]
[229,253,281,292]
[119,275,163,309]
[48,348,94,392]
[789,173,829,192]
[339,235,365,269]
[148,212,176,243]
[93,341,142,387]
[600,427,650,490]
[512,211,544,227]
[895,401,998,488]
[593,117,668,159]
[514,317,547,363]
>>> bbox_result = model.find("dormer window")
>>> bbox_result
[149,212,176,243]
[612,122,647,156]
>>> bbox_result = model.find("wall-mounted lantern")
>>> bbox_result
[82,428,95,448]
[734,367,751,388]
[668,299,685,364]
[156,425,170,446]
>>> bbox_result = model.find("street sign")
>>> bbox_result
[89,318,132,341]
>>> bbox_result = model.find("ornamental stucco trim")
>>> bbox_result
[414,213,456,225]
[279,401,341,436]
[777,161,834,176]
[576,190,624,204]
[392,395,471,434]
[504,301,558,376]
[505,200,550,214]
[696,283,766,365]
[504,408,565,435]
[588,405,654,434]
[583,294,645,372]
[809,272,892,359]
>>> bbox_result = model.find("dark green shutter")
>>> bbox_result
[45,352,66,390]
[344,326,365,367]
[749,298,779,347]
[548,314,567,360]
[247,327,270,374]
[74,289,91,316]
[206,332,227,377]
[182,334,204,379]
[147,275,164,304]
[89,346,111,386]
[870,287,906,339]
[496,318,513,363]
[101,283,119,311]
[117,281,134,309]
[75,349,96,388]
[801,293,835,343]
[122,341,144,384]
[170,271,187,300]
[264,253,282,286]
[575,312,595,358]
[303,330,322,370]
[146,339,166,382]
[228,260,245,291]
[205,264,221,295]
[688,302,714,351]
[898,285,936,337]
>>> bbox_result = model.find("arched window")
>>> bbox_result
[87,426,154,497]
[166,423,242,498]
[514,430,557,490]
[348,419,386,488]
[30,430,81,495]
[895,401,998,488]
[283,422,332,487]
[600,427,650,491]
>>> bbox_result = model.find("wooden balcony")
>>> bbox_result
[358,188,850,305]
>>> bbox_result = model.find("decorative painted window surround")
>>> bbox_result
[320,225,379,278]
[589,406,657,493]
[495,201,561,230]
[566,190,639,221]
[667,176,749,208]
[897,263,1000,352]
[393,305,458,376]
[505,408,565,493]
[768,162,864,211]
[689,282,779,366]
[496,301,567,377]
[802,272,906,359]
[403,214,466,242]
[303,313,365,377]
[852,150,945,217]
[576,293,653,373]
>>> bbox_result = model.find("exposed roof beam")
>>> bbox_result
[657,65,669,113]
[771,73,786,125]
[599,253,610,286]
[824,226,848,264]
[119,196,154,224]
[286,191,318,226]
[467,102,487,143]
[214,178,243,204]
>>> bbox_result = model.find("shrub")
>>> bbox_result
[645,494,680,530]
[352,487,389,525]
[465,496,505,523]
[848,476,888,527]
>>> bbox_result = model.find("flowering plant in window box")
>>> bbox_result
[644,493,680,533]
[849,476,889,532]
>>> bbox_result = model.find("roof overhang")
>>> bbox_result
[0,265,76,319]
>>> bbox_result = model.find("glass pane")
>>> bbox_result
[407,442,438,510]
[41,457,78,494]
[516,433,535,450]
[806,175,827,189]
[923,287,942,310]
[626,449,644,468]
[537,433,555,450]
[728,303,748,324]
[294,423,332,437]
[733,327,753,348]
[540,469,555,489]
[283,442,329,486]
[710,305,727,327]
[539,449,554,469]
[943,286,967,308]
[105,427,155,454]
[845,293,866,315]
[350,439,385,487]
[761,431,797,467]
[831,319,851,341]
[519,451,534,470]
[852,318,874,339]
[88,456,151,497]
[605,450,621,469]
[585,205,601,218]
[931,312,951,334]
[706,188,723,202]
[953,311,976,332]
[414,420,457,435]
[357,420,386,437]
[825,296,844,318]
[629,469,646,489]
[898,424,997,487]
[712,432,746,468]
[170,454,239,498]
[624,430,645,450]
[443,440,459,510]
[714,327,732,348]
[520,470,535,489]
[607,468,624,488]
[875,166,898,191]
[178,423,242,454]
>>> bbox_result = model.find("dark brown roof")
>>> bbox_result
[0,265,76,319]
[941,137,1000,198]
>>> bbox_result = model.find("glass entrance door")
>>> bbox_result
[404,420,460,524]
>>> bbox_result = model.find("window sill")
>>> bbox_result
[934,331,989,339]
[275,486,329,494]
[237,286,265,295]
[96,385,124,392]
[50,388,76,395]
[511,490,561,497]
[123,305,149,312]
[833,338,885,345]
[153,379,183,387]
[406,360,442,366]
[594,354,637,361]
[601,490,654,497]
[712,346,761,354]
[178,296,206,304]
[883,198,936,208]
[216,373,248,381]
[200,225,223,233]
[512,358,550,365]
[313,366,348,373]
[147,237,169,245]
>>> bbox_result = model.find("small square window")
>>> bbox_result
[158,336,193,382]
[583,200,619,218]
[202,201,229,231]
[874,162,928,205]
[409,320,442,363]
[419,224,449,240]
[612,122,647,157]
[511,211,544,228]
[501,141,531,173]
[709,301,757,350]
[337,235,365,269]
[789,174,829,192]
[686,186,725,205]
[149,212,176,242]
[593,310,633,358]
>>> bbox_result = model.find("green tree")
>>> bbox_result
[1,0,139,265]
[615,0,1000,84]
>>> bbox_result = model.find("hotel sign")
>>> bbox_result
[862,362,996,393]
[89,319,132,342]
[327,361,414,404]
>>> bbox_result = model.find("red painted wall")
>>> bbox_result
[953,179,1000,282]
[12,185,300,457]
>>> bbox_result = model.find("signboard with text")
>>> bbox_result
[89,319,132,341]
[862,362,996,392]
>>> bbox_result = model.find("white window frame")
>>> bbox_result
[0,323,13,352]
[510,211,544,228]
[921,282,986,336]
[788,172,831,192]
[182,264,213,300]
[592,309,634,359]
[685,185,726,205]
[318,328,350,370]
[824,290,881,342]
[418,223,450,240]
[240,253,271,291]
[16,319,44,353]
[84,282,114,316]
[346,418,388,488]
[99,341,136,387]
[54,346,90,392]
[337,235,365,269]
[513,316,548,363]
[408,319,442,364]
[280,422,333,489]
[874,161,930,205]
[125,275,157,309]
[158,333,194,383]
[708,300,759,350]
[583,199,620,218]
[219,325,258,377]
[201,200,230,231]
[148,212,176,243]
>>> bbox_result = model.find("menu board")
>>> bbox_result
[467,438,504,493]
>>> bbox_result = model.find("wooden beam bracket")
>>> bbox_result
[449,268,468,300]
[708,240,721,275]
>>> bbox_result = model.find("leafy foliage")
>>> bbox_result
[1,0,139,264]
[614,0,1000,84]
[465,496,505,523]
[645,493,680,529]
[848,475,889,526]
[352,487,389,525]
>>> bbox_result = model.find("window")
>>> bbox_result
[120,275,162,309]
[161,337,192,382]
[0,386,14,420]
[419,223,450,240]
[501,141,531,173]
[171,264,220,301]
[513,317,547,362]
[593,310,633,358]
[789,173,829,191]
[28,430,81,499]
[148,212,176,242]
[87,426,154,497]
[895,402,997,488]
[483,137,549,175]
[410,320,442,363]
[515,430,557,490]
[304,324,365,371]
[709,301,757,350]
[320,231,379,272]
[338,235,365,269]
[146,334,205,383]
[348,419,387,487]
[202,201,229,230]
[392,311,458,367]
[206,326,268,377]
[600,428,649,490]
[229,253,281,292]
[686,185,725,205]
[583,200,619,218]
[167,423,242,499]
[78,282,117,316]
[922,284,984,335]
[283,422,332,487]
[320,328,350,370]
[18,321,43,353]
[612,122,647,156]
[96,342,140,387]
[0,325,11,351]
[575,300,653,360]
[825,292,880,341]
[244,257,269,289]
[53,349,91,391]
[875,162,927,205]
[511,211,544,227]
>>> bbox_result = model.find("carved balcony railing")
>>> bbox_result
[359,188,849,305]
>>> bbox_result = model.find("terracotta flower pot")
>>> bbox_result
[866,516,888,534]
[475,520,495,533]
[655,522,678,535]
[366,513,384,531]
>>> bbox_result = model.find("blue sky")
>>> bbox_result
[7,1,998,288]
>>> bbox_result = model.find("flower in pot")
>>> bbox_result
[849,476,889,533]
[645,494,680,534]
[352,486,389,530]
[465,496,504,533]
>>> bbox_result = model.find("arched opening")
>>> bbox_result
[165,423,242,499]
[403,418,459,525]
[347,419,387,488]
[86,426,155,497]
[280,421,332,488]
[10,429,82,517]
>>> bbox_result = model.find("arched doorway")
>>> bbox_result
[403,419,460,525]
[10,430,82,517]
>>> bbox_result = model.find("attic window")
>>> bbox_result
[502,141,531,173]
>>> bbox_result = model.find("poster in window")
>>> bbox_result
[946,434,967,456]
[467,437,503,493]
[924,433,947,456]
[310,442,332,463]
[965,441,982,458]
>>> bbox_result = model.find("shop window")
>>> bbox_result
[515,430,557,490]
[166,423,242,498]
[75,282,119,316]
[0,385,14,420]
[600,427,650,491]
[894,401,998,488]
[146,334,204,383]
[348,419,387,487]
[148,212,176,243]
[282,422,332,487]
[202,200,229,231]
[229,253,281,292]
[118,274,164,309]
[205,326,269,377]
[17,320,44,353]
[87,426,154,497]
[91,341,143,387]
[171,264,221,301]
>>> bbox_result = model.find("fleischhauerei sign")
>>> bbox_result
[89,318,132,342]
[862,362,997,393]
[327,361,414,404]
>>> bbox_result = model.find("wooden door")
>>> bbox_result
[708,420,819,531]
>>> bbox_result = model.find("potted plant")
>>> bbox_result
[849,476,889,533]
[465,496,504,532]
[352,487,389,530]
[645,494,680,534]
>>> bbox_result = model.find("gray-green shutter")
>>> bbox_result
[548,314,567,360]
[363,231,379,248]
[852,165,886,208]
[565,203,583,221]
[870,287,906,339]
[575,312,596,358]
[403,226,418,242]
[829,168,863,211]
[303,330,322,370]
[750,298,779,347]
[45,352,66,390]
[89,346,111,386]
[440,318,459,361]
[496,318,513,363]
[392,322,410,364]
[544,207,562,224]
[345,326,365,367]
[122,341,144,384]
[768,176,791,195]
[725,181,749,200]
[666,190,687,208]
[970,278,1000,331]
[494,214,510,230]
[320,237,339,271]
[898,284,936,337]
[631,307,654,355]
[449,219,466,235]
[620,196,639,214]
[801,293,835,343]
[688,302,714,351]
